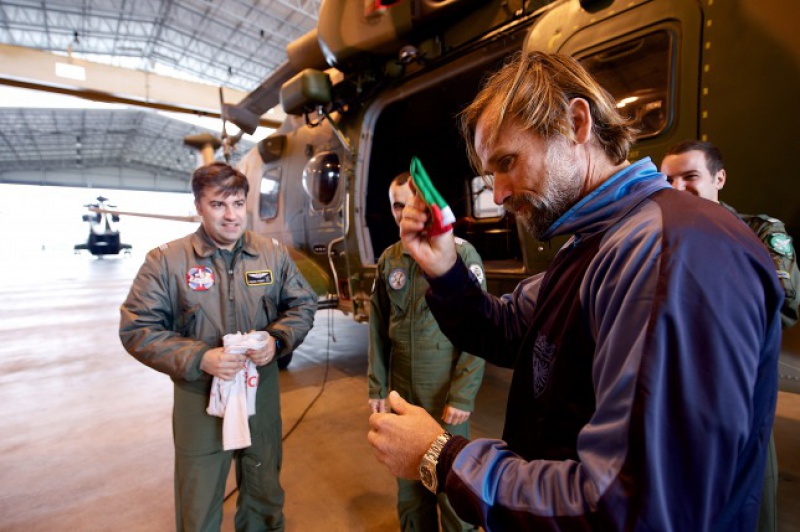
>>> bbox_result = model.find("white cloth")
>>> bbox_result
[206,331,268,450]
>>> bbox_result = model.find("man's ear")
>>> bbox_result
[714,169,726,190]
[569,98,593,145]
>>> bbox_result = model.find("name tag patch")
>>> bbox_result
[246,270,274,286]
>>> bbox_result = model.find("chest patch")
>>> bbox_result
[246,270,274,286]
[389,268,407,290]
[531,333,557,398]
[187,266,214,291]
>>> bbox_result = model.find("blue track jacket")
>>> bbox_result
[426,158,783,531]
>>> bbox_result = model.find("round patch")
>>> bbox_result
[769,233,793,257]
[187,266,214,291]
[389,268,407,290]
[468,263,485,285]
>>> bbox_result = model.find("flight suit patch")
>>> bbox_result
[769,234,793,257]
[246,270,274,286]
[468,263,485,285]
[187,266,214,291]
[389,268,407,290]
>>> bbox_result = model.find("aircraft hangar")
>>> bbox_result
[0,1,428,529]
[1,0,799,531]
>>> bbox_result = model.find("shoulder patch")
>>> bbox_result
[159,243,169,251]
[468,263,485,285]
[769,233,794,257]
[454,237,465,246]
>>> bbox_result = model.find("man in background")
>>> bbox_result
[369,172,486,531]
[661,140,799,327]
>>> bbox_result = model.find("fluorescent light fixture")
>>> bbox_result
[55,62,86,81]
[616,96,639,109]
[158,111,274,143]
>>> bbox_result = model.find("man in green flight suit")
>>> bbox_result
[662,140,800,532]
[368,172,486,532]
[120,162,318,531]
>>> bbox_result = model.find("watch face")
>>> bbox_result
[420,466,434,489]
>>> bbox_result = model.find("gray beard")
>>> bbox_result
[505,191,572,239]
[504,139,583,239]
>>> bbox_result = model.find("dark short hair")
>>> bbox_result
[664,140,725,175]
[460,51,635,172]
[392,171,411,187]
[191,162,249,202]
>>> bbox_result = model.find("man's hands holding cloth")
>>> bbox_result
[201,331,278,380]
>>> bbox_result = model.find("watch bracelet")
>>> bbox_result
[427,432,452,460]
[420,432,452,493]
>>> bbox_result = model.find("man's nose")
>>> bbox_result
[493,176,511,205]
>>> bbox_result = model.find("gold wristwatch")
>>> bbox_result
[419,432,452,493]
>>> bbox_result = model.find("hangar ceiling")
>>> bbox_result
[0,107,248,193]
[0,0,321,191]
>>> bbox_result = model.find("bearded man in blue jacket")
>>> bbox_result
[368,51,783,531]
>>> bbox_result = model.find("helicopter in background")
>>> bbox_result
[74,196,132,257]
[75,195,202,257]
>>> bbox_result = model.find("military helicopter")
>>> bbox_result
[74,196,133,256]
[218,0,800,392]
[75,195,203,257]
[74,124,230,259]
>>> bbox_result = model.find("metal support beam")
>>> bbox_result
[0,43,282,128]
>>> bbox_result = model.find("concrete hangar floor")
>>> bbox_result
[0,251,798,531]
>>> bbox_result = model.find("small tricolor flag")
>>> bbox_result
[410,156,455,236]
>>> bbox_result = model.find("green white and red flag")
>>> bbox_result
[410,156,455,236]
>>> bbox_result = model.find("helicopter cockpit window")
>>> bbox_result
[471,176,504,219]
[259,166,281,220]
[581,31,673,139]
[302,151,340,209]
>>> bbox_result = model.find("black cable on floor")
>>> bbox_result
[281,307,333,442]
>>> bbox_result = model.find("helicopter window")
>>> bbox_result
[471,176,504,219]
[259,166,281,220]
[302,151,340,208]
[580,31,673,139]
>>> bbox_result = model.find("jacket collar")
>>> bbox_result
[190,226,256,258]
[540,157,670,241]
